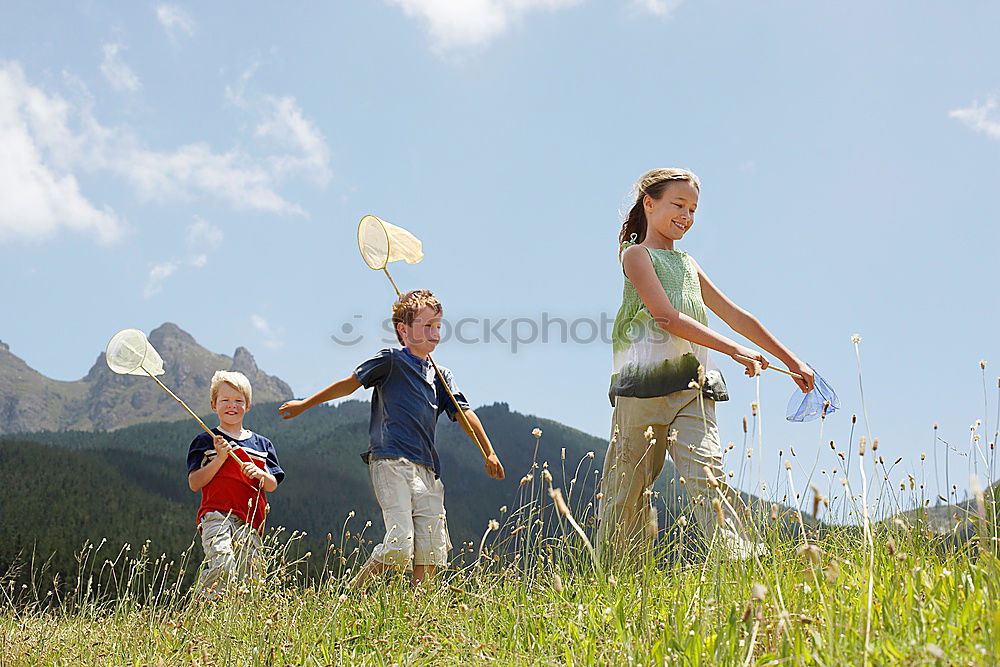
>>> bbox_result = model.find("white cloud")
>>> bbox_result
[0,62,123,244]
[144,260,179,297]
[0,60,331,241]
[251,314,283,348]
[186,216,223,250]
[144,217,224,298]
[386,0,581,52]
[100,44,141,92]
[256,96,332,185]
[950,96,1000,140]
[629,0,685,18]
[156,5,195,40]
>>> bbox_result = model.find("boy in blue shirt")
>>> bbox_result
[279,289,504,587]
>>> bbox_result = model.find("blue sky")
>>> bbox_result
[2,0,998,510]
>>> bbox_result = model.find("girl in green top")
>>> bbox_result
[597,168,814,562]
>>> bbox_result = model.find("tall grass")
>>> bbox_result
[2,354,999,665]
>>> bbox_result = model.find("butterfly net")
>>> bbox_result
[357,215,424,270]
[786,366,839,422]
[105,328,165,376]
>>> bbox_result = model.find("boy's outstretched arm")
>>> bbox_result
[459,409,504,480]
[278,375,362,419]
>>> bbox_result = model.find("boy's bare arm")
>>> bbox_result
[278,375,362,419]
[459,409,504,480]
[189,435,233,491]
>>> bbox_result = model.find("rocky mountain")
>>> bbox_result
[0,323,292,434]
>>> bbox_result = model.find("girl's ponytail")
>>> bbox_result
[618,168,701,260]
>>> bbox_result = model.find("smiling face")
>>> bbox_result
[644,179,699,247]
[212,381,250,431]
[397,305,442,358]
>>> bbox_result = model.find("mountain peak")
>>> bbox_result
[149,322,196,346]
[0,340,8,354]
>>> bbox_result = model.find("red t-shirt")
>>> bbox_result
[186,429,284,531]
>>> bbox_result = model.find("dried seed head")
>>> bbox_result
[697,364,706,386]
[712,498,725,527]
[541,469,553,483]
[678,477,686,485]
[667,429,678,444]
[553,573,563,594]
[851,333,861,344]
[704,466,720,488]
[872,438,879,452]
[561,448,566,461]
[742,416,748,433]
[784,461,792,471]
[532,428,543,438]
[824,560,840,583]
[751,582,767,601]
[980,360,987,370]
[920,452,926,461]
[751,402,758,416]
[519,474,533,486]
[859,436,866,456]
[796,543,823,565]
[549,488,571,517]
[677,515,687,528]
[887,537,896,556]
[770,504,780,521]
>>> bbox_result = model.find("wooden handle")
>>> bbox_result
[734,354,804,380]
[429,355,489,462]
[145,370,243,465]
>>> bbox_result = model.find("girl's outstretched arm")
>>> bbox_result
[622,245,766,378]
[691,258,814,393]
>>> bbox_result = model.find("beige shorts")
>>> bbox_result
[369,457,451,568]
[198,511,262,597]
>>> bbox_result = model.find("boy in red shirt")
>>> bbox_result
[187,371,283,597]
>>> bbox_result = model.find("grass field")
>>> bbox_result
[3,349,998,665]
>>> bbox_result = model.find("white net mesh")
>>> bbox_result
[105,329,165,376]
[357,215,423,270]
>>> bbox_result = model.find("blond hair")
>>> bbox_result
[619,168,701,256]
[391,289,442,344]
[210,370,253,406]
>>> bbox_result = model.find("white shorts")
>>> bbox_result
[369,457,451,568]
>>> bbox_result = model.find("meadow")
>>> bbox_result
[2,352,998,666]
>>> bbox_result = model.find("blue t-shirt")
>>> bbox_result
[354,347,469,476]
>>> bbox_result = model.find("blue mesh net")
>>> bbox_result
[786,366,840,422]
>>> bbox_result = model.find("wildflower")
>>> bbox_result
[750,582,767,601]
[677,515,687,528]
[532,428,543,438]
[851,333,861,344]
[500,505,507,513]
[488,519,500,532]
[644,426,655,440]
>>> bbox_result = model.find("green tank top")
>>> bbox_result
[609,244,728,404]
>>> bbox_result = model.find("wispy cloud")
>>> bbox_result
[0,62,123,245]
[100,43,141,92]
[144,216,223,297]
[250,314,284,348]
[950,96,1000,140]
[628,0,685,18]
[385,0,581,53]
[0,60,332,244]
[156,5,195,40]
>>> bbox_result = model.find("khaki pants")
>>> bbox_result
[369,458,451,568]
[198,511,262,597]
[597,390,761,561]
